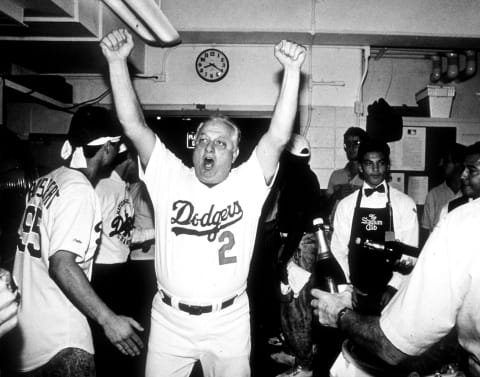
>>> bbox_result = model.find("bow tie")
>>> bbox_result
[364,185,385,197]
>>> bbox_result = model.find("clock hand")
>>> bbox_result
[205,63,221,71]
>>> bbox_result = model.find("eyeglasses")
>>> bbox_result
[344,140,361,148]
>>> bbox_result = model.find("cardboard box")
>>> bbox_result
[415,85,455,118]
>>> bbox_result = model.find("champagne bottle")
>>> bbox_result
[313,218,347,293]
[355,237,420,260]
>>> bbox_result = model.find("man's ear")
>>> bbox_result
[232,148,240,163]
[358,162,364,174]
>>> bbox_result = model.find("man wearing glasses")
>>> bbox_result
[326,127,367,223]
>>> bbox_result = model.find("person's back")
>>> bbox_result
[11,166,102,372]
[6,105,144,377]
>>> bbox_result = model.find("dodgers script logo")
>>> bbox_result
[109,198,134,245]
[361,213,383,231]
[170,200,243,242]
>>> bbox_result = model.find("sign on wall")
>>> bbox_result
[389,127,426,171]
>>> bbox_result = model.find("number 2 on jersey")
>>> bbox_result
[18,204,42,258]
[218,230,236,265]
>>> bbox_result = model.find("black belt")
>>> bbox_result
[160,290,237,316]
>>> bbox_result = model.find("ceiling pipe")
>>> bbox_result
[430,50,477,83]
[102,0,181,46]
[456,50,477,82]
[442,52,459,82]
[430,54,441,83]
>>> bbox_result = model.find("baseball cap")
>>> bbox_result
[286,134,311,157]
[61,106,125,168]
[68,106,121,147]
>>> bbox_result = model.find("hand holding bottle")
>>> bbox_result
[313,218,347,293]
[311,286,352,328]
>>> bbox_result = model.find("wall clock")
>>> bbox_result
[195,48,229,82]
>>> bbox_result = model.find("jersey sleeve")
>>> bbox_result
[380,209,471,355]
[48,181,99,261]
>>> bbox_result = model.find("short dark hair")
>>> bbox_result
[442,143,466,164]
[344,127,367,142]
[357,138,390,164]
[465,141,480,158]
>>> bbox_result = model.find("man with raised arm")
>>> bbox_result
[100,28,306,377]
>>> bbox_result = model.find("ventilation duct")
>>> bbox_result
[430,51,477,83]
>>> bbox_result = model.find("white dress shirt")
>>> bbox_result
[331,181,419,289]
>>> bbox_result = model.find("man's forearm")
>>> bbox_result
[270,67,301,143]
[49,252,114,327]
[108,60,147,139]
[339,309,409,365]
[108,60,155,166]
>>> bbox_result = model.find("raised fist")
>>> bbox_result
[100,28,135,63]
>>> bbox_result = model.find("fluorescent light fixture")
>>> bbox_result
[102,0,180,46]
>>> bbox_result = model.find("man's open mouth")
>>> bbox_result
[203,157,215,170]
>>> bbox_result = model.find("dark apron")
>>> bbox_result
[348,186,394,315]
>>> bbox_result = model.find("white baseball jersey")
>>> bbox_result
[94,170,134,264]
[140,136,272,302]
[13,167,102,372]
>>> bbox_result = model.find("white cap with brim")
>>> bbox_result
[286,134,311,157]
[60,136,126,169]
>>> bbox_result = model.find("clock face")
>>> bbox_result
[195,48,229,82]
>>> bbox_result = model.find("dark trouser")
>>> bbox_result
[125,259,156,377]
[4,348,95,377]
[89,262,136,377]
[248,219,283,338]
